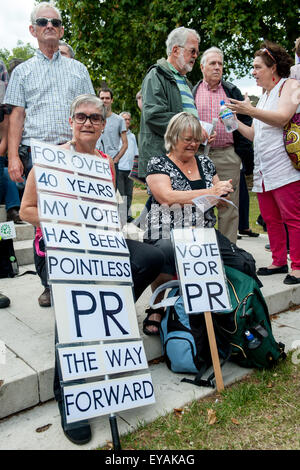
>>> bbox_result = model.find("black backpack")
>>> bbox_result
[215,266,286,369]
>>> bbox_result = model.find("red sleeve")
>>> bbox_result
[96,149,115,181]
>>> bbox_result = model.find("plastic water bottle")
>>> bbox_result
[9,256,19,276]
[219,100,238,133]
[245,330,261,350]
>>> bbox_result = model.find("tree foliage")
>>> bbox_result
[45,0,298,125]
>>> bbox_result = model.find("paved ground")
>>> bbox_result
[0,232,299,450]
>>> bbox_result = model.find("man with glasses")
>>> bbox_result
[193,47,255,243]
[4,2,94,308]
[138,26,201,179]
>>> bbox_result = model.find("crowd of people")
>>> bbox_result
[0,1,299,445]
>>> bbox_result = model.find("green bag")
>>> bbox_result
[215,265,286,369]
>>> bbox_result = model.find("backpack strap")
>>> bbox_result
[181,343,232,388]
[149,280,181,309]
[181,363,215,388]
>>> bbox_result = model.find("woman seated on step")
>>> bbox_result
[143,111,260,336]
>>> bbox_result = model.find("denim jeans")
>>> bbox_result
[1,168,21,210]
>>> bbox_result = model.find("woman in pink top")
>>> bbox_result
[227,41,300,285]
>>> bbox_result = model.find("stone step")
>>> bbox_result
[15,223,35,242]
[0,205,6,222]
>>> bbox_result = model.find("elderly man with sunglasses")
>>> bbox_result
[4,3,94,310]
[138,26,202,180]
[4,2,94,185]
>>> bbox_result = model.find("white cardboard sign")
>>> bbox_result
[41,222,129,254]
[47,250,132,282]
[58,340,147,381]
[63,373,155,424]
[52,283,139,343]
[38,193,120,228]
[35,166,116,203]
[172,228,230,314]
[31,139,112,180]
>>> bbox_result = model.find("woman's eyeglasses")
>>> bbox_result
[180,136,201,145]
[34,17,62,28]
[73,113,103,125]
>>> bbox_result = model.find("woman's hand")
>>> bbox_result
[211,179,233,197]
[226,93,254,116]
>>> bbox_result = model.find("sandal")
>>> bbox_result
[143,307,164,336]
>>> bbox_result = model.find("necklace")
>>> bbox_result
[168,153,194,174]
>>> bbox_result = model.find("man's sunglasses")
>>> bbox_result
[34,17,62,28]
[73,113,104,125]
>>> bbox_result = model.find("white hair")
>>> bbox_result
[166,27,200,56]
[59,40,75,58]
[200,47,223,66]
[120,111,131,118]
[30,2,62,25]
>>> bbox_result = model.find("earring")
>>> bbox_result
[272,76,275,82]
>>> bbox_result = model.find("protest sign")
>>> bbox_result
[62,373,155,424]
[0,221,16,240]
[38,193,120,228]
[57,340,147,381]
[31,139,112,180]
[172,227,230,314]
[41,222,128,254]
[32,140,155,438]
[172,227,231,392]
[47,251,132,283]
[52,283,139,343]
[35,166,116,204]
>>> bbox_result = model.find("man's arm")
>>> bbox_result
[7,106,25,182]
[113,131,128,164]
[142,68,179,137]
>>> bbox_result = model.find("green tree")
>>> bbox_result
[44,0,298,125]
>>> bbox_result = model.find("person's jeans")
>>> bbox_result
[2,168,21,210]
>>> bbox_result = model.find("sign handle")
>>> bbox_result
[109,414,121,450]
[204,311,224,392]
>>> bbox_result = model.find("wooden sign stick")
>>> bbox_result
[204,311,224,392]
